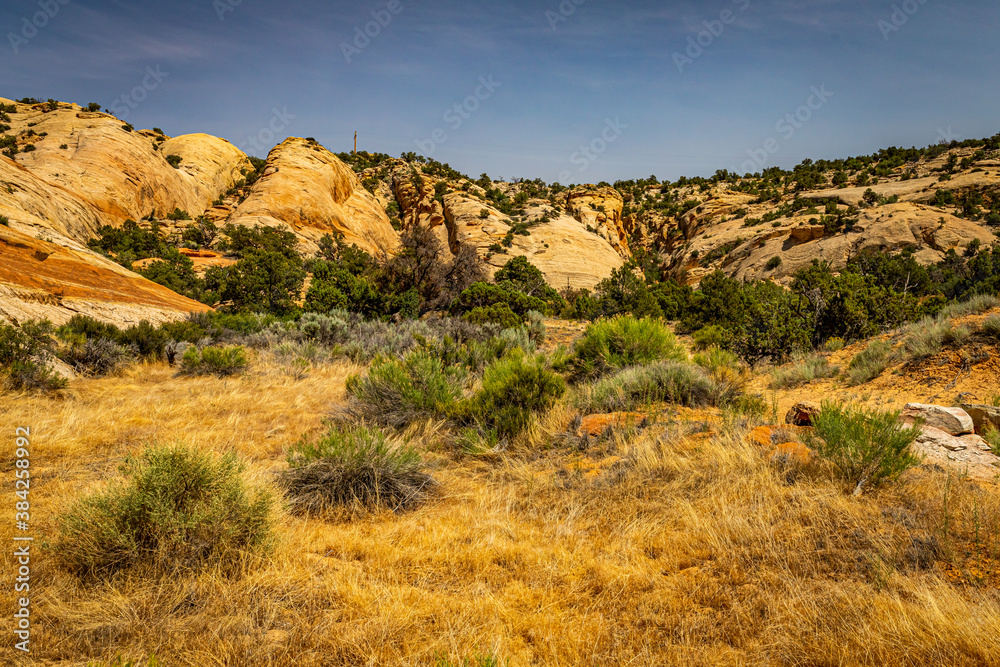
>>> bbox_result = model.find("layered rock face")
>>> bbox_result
[441,192,627,291]
[563,186,631,258]
[0,225,210,327]
[229,138,398,256]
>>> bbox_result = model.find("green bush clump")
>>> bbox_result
[54,444,274,578]
[462,302,522,329]
[770,353,839,389]
[347,348,466,427]
[805,402,922,494]
[461,351,565,439]
[180,346,249,377]
[281,424,433,513]
[847,340,895,386]
[0,320,66,392]
[572,315,687,379]
[118,320,170,360]
[692,325,726,351]
[585,361,716,413]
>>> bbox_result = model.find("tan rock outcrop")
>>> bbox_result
[229,138,398,256]
[564,186,630,257]
[0,154,111,245]
[902,403,974,436]
[158,133,253,206]
[439,192,626,290]
[0,99,246,231]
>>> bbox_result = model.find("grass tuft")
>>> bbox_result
[281,424,434,513]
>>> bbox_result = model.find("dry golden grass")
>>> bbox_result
[3,354,1000,666]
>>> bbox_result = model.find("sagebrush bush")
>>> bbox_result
[938,294,999,318]
[981,315,1000,340]
[692,346,739,375]
[180,345,249,377]
[770,353,839,389]
[805,402,922,494]
[59,338,134,377]
[461,351,565,439]
[585,361,717,413]
[5,359,67,392]
[824,337,845,352]
[847,340,895,386]
[347,348,466,427]
[281,424,433,513]
[0,320,66,392]
[573,315,687,379]
[55,445,273,578]
[903,316,954,359]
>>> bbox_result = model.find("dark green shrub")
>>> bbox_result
[572,315,687,379]
[281,424,433,513]
[179,346,248,377]
[805,403,922,494]
[463,303,521,328]
[452,282,549,324]
[0,215,8,226]
[54,445,274,578]
[165,154,182,168]
[118,320,169,360]
[347,349,466,427]
[765,256,782,271]
[585,361,716,413]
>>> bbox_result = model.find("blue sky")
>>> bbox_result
[2,0,998,183]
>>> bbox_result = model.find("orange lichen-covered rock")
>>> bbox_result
[750,426,775,448]
[577,413,647,438]
[771,441,812,464]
